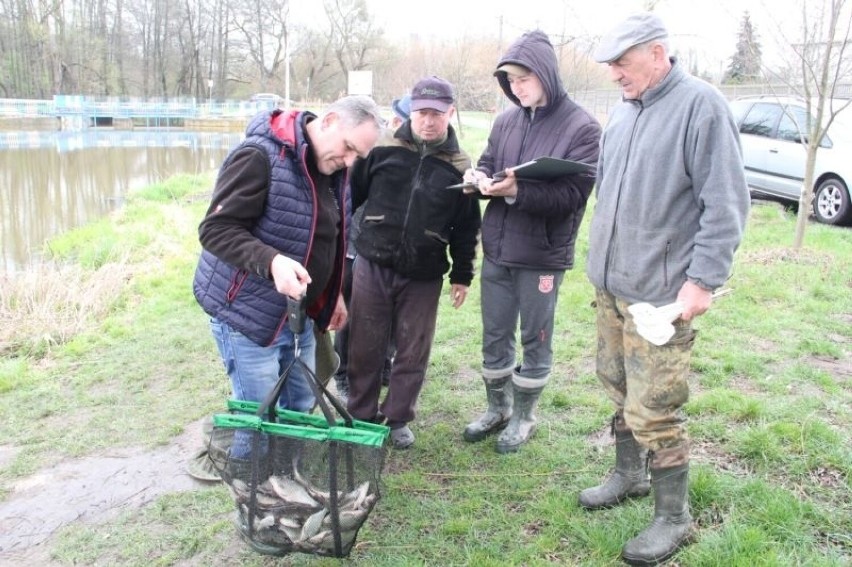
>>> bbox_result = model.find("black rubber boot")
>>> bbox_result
[495,379,542,454]
[463,371,513,442]
[579,412,650,509]
[621,451,693,566]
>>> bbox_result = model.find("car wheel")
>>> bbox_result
[813,177,851,226]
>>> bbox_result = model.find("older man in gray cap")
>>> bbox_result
[581,12,750,566]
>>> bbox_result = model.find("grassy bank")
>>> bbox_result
[0,162,850,565]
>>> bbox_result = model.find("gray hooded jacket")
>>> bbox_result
[478,30,601,270]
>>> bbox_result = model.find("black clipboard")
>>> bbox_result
[510,156,595,179]
[447,156,594,189]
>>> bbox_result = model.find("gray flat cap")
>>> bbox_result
[594,12,668,63]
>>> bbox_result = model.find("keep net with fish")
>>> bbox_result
[208,358,390,558]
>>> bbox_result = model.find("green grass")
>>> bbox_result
[0,157,850,564]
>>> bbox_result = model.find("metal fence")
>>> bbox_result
[2,83,850,127]
[571,83,852,122]
[0,96,280,121]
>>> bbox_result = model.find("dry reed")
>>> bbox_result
[0,260,132,356]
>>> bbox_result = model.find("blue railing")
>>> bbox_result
[0,96,279,121]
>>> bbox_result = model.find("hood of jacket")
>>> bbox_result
[495,30,567,113]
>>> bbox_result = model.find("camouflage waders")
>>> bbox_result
[593,289,694,450]
[590,289,696,564]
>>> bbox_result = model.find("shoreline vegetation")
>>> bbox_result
[1,161,850,564]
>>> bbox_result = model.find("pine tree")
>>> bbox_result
[724,12,763,84]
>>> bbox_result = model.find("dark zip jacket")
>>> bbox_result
[350,122,481,285]
[193,110,347,345]
[478,30,601,270]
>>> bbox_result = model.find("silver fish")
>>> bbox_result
[253,513,276,530]
[291,460,342,506]
[278,515,301,529]
[322,508,368,532]
[299,508,328,541]
[344,481,370,510]
[268,475,320,508]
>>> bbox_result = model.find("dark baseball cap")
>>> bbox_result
[410,76,454,113]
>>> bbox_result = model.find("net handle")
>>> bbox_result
[255,350,355,428]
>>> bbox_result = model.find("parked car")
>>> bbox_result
[729,96,852,226]
[249,93,284,108]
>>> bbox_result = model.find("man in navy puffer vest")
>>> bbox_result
[193,95,382,415]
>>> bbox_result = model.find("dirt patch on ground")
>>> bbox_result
[0,418,214,565]
[0,445,22,470]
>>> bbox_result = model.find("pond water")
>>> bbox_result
[0,130,243,271]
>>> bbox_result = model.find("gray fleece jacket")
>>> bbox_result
[586,59,750,305]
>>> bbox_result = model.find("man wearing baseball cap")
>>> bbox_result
[345,76,481,449]
[582,12,749,565]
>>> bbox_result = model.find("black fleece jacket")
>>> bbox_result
[349,122,481,285]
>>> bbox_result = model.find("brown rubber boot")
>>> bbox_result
[621,445,693,566]
[578,412,650,509]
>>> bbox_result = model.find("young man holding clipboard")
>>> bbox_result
[461,30,601,454]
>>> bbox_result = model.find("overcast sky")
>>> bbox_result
[292,0,804,76]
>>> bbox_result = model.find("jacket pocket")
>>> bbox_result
[226,269,249,304]
[423,229,449,246]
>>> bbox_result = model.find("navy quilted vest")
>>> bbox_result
[193,110,347,346]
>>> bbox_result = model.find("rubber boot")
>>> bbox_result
[621,446,693,566]
[495,376,543,454]
[463,369,513,442]
[578,412,650,509]
[334,373,349,405]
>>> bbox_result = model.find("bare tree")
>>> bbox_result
[230,0,290,93]
[765,0,852,246]
[288,0,384,101]
[322,0,382,75]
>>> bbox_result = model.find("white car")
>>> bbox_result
[249,93,285,108]
[729,96,852,226]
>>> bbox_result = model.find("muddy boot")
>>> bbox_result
[334,373,349,405]
[621,446,693,566]
[495,375,544,454]
[463,368,513,442]
[579,412,650,509]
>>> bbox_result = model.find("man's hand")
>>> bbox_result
[450,284,469,309]
[479,169,518,198]
[677,280,712,321]
[327,293,348,331]
[270,254,311,299]
[462,168,488,194]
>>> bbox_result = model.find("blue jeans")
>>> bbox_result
[211,318,317,462]
[210,318,317,413]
